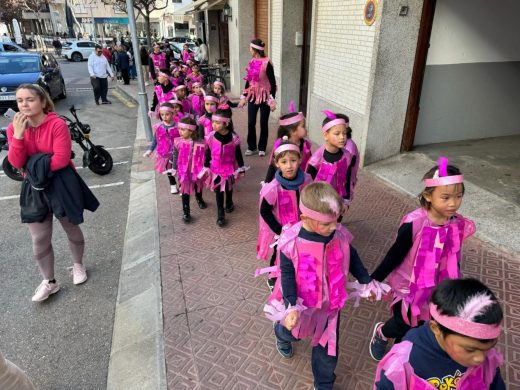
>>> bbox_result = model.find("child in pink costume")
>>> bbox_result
[369,157,476,362]
[257,138,313,291]
[169,67,184,87]
[260,182,388,390]
[171,117,207,222]
[181,44,193,63]
[265,100,312,183]
[196,93,219,136]
[306,111,353,206]
[149,72,175,119]
[153,103,180,193]
[186,63,204,92]
[188,82,206,118]
[202,108,246,227]
[337,113,359,207]
[173,84,191,115]
[212,80,238,108]
[374,278,505,390]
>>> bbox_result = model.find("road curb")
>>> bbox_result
[115,85,139,105]
[106,108,166,390]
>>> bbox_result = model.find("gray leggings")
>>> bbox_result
[27,214,85,280]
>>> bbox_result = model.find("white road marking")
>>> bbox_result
[75,161,129,170]
[0,181,125,201]
[104,146,133,151]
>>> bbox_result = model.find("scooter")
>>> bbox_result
[0,105,113,182]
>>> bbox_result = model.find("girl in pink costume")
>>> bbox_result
[144,99,184,158]
[181,44,194,63]
[202,108,246,227]
[374,278,505,390]
[238,38,277,156]
[306,111,353,207]
[260,182,388,390]
[149,44,167,82]
[337,113,359,207]
[170,117,207,222]
[265,100,312,183]
[173,84,191,115]
[149,72,175,119]
[369,157,476,362]
[186,63,204,92]
[212,80,238,108]
[169,67,184,87]
[197,93,219,136]
[153,103,180,194]
[257,138,313,291]
[187,82,206,118]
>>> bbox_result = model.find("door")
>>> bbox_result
[401,0,437,151]
[299,0,313,112]
[41,54,60,97]
[255,0,269,54]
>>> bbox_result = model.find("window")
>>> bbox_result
[4,44,18,52]
[88,42,97,47]
[77,42,89,48]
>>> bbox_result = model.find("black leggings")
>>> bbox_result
[247,101,271,152]
[381,301,424,343]
[167,172,177,186]
[181,191,203,208]
[215,188,233,210]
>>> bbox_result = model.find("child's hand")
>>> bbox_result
[283,311,299,331]
[367,291,377,303]
[143,150,152,158]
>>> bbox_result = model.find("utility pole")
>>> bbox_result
[126,0,153,141]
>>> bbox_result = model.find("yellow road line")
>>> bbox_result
[111,90,137,108]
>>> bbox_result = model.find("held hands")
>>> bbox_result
[238,98,246,109]
[283,310,299,331]
[12,112,29,139]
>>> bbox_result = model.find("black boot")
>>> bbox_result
[216,207,226,227]
[182,194,191,222]
[195,192,207,209]
[225,189,234,213]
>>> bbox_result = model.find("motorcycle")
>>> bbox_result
[0,105,113,181]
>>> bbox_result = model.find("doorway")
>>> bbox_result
[299,0,313,113]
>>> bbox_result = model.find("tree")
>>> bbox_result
[0,0,24,36]
[20,0,50,34]
[102,0,169,47]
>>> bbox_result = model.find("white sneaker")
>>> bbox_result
[170,185,179,194]
[258,151,266,157]
[145,82,150,86]
[71,264,87,285]
[245,149,257,156]
[32,280,60,302]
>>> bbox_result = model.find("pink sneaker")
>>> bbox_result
[32,280,60,302]
[71,264,88,285]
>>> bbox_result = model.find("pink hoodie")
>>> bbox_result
[7,112,73,172]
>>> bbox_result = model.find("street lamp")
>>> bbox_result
[223,3,232,21]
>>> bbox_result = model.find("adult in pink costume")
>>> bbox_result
[149,44,167,82]
[238,39,277,155]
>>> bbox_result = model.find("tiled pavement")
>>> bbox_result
[120,83,520,389]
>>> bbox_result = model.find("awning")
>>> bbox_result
[172,2,196,23]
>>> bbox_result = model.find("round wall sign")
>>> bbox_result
[364,0,377,26]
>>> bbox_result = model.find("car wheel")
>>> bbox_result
[58,79,67,99]
[71,52,83,62]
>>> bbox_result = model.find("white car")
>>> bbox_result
[62,41,97,62]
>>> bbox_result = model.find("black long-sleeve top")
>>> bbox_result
[150,81,174,112]
[280,227,372,307]
[204,131,244,168]
[306,148,352,201]
[244,61,277,98]
[259,175,302,235]
[370,223,414,282]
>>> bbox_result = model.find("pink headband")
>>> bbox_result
[204,95,219,103]
[322,118,347,133]
[159,106,175,113]
[274,143,300,156]
[423,157,464,187]
[430,303,501,339]
[168,99,182,106]
[178,122,197,131]
[158,72,169,78]
[211,115,230,124]
[299,201,338,223]
[280,113,305,126]
[250,42,265,51]
[213,80,225,89]
[175,85,186,91]
[192,81,202,88]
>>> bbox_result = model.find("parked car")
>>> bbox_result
[171,42,197,54]
[0,52,66,111]
[0,42,26,52]
[167,37,194,44]
[62,40,97,62]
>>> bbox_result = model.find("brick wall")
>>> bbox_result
[311,0,377,115]
[270,0,282,76]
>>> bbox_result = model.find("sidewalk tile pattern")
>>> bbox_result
[153,107,520,389]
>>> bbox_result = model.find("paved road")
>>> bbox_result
[0,59,137,389]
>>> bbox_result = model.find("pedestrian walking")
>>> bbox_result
[102,44,112,63]
[374,278,506,389]
[87,44,115,105]
[140,46,151,86]
[368,157,475,361]
[238,39,277,157]
[116,46,130,85]
[6,84,99,302]
[52,35,62,57]
[127,46,137,80]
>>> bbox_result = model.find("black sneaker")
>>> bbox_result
[225,203,234,213]
[95,100,99,105]
[182,213,191,223]
[196,198,207,209]
[267,277,276,292]
[275,337,293,359]
[369,322,388,361]
[101,100,112,104]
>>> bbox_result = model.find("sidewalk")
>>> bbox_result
[117,81,520,389]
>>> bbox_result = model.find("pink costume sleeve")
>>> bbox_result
[374,341,414,390]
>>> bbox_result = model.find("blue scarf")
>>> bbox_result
[275,168,304,190]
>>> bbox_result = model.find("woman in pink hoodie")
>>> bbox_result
[7,84,89,302]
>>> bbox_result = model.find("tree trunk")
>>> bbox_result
[144,13,152,49]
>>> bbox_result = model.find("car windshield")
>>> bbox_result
[0,56,40,74]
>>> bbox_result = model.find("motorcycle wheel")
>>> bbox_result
[2,156,23,181]
[87,146,113,175]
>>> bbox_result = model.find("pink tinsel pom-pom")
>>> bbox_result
[438,156,449,177]
[289,100,295,113]
[322,110,336,120]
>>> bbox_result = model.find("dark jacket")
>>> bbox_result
[20,154,99,224]
[116,51,130,70]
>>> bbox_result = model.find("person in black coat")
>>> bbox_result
[116,46,130,85]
